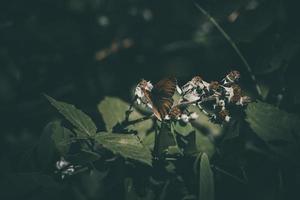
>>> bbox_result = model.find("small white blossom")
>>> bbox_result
[145,81,153,91]
[180,114,189,123]
[61,167,75,179]
[236,96,251,106]
[56,157,69,170]
[225,115,231,122]
[134,80,154,109]
[56,157,76,179]
[223,86,234,102]
[176,85,183,94]
[146,103,153,109]
[201,80,210,90]
[135,80,153,98]
[183,90,201,102]
[135,87,143,98]
[189,112,199,119]
[164,115,171,120]
[181,82,194,94]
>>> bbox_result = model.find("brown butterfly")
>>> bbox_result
[135,77,177,121]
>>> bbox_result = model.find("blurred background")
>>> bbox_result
[1,0,300,199]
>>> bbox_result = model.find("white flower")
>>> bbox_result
[180,114,189,123]
[135,86,143,98]
[236,96,251,106]
[183,89,201,102]
[176,85,183,94]
[134,80,154,109]
[189,112,199,119]
[201,80,210,90]
[60,167,75,179]
[181,82,194,94]
[146,103,153,109]
[56,157,69,170]
[164,115,171,120]
[135,80,153,98]
[225,116,231,122]
[219,100,225,107]
[223,86,234,102]
[145,81,153,91]
[56,157,76,179]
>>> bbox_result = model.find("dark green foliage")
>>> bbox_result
[246,101,300,163]
[1,0,300,200]
[95,132,152,166]
[199,153,214,200]
[46,95,97,137]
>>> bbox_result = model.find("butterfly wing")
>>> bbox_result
[150,77,177,120]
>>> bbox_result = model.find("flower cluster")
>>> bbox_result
[55,157,78,179]
[178,70,251,123]
[134,79,153,108]
[134,70,250,123]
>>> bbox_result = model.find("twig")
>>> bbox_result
[192,0,262,97]
[212,165,248,184]
[125,96,137,122]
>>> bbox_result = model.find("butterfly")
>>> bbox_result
[135,77,177,121]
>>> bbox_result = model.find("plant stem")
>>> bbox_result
[212,165,247,184]
[192,0,262,98]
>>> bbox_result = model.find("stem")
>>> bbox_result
[125,96,137,121]
[192,0,262,97]
[126,115,153,125]
[153,120,160,159]
[212,165,247,184]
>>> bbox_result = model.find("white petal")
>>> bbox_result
[225,116,231,122]
[181,114,189,123]
[135,87,143,97]
[147,103,153,109]
[190,112,199,119]
[176,85,183,94]
[146,81,153,91]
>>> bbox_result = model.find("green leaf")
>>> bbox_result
[246,101,300,141]
[246,101,300,161]
[199,153,214,200]
[50,121,74,155]
[189,105,222,137]
[173,122,194,137]
[184,131,215,158]
[222,119,241,141]
[165,145,183,157]
[98,97,152,135]
[155,122,178,158]
[67,150,101,165]
[142,132,155,150]
[95,132,152,166]
[45,95,97,137]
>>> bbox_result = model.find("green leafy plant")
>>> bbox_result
[35,72,257,200]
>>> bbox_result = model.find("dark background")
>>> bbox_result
[1,0,300,200]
